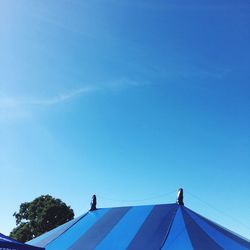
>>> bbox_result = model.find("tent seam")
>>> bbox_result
[160,204,179,249]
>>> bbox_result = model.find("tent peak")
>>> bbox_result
[176,188,184,205]
[90,194,97,211]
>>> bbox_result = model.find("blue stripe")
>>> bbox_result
[185,208,250,250]
[0,242,44,250]
[0,233,20,243]
[68,206,131,250]
[127,203,178,250]
[182,208,223,250]
[96,205,154,250]
[46,208,110,250]
[27,214,87,247]
[162,207,193,250]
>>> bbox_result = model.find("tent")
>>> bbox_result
[27,202,250,250]
[0,232,44,250]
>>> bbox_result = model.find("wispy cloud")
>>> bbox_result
[0,79,143,120]
[0,85,99,107]
[0,85,99,122]
[26,86,100,106]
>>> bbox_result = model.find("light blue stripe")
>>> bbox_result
[27,216,81,246]
[46,208,110,250]
[186,209,249,250]
[162,207,193,250]
[95,205,154,250]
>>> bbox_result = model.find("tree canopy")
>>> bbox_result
[10,195,74,242]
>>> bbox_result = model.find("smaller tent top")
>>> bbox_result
[0,232,44,250]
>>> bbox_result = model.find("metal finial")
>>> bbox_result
[176,188,184,205]
[90,194,97,211]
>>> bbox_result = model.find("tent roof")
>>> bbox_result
[0,232,44,250]
[27,203,250,250]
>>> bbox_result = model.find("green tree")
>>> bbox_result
[10,195,74,242]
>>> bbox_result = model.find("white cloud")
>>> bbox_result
[26,85,100,106]
[0,85,98,110]
[0,79,143,121]
[0,86,99,121]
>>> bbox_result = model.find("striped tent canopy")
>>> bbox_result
[27,203,250,250]
[0,232,44,250]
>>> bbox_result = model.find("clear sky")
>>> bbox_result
[0,0,250,239]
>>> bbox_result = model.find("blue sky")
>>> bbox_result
[0,0,250,239]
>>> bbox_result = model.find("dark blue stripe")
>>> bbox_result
[127,204,178,250]
[0,242,44,250]
[182,208,223,250]
[46,208,109,250]
[68,206,131,250]
[96,205,154,250]
[185,207,250,248]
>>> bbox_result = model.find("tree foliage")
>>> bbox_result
[10,195,74,242]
